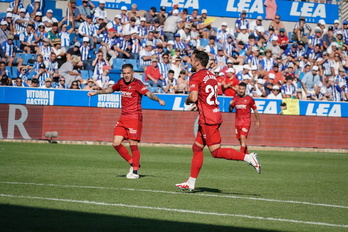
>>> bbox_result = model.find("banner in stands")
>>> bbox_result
[87,0,338,24]
[1,87,348,117]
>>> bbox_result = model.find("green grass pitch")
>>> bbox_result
[0,142,347,232]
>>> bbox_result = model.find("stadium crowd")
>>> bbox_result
[0,0,347,101]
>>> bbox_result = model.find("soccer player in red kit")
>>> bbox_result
[229,82,260,154]
[176,50,261,191]
[88,64,166,179]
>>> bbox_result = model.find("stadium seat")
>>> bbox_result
[80,70,90,80]
[109,71,121,83]
[6,66,13,78]
[199,38,209,47]
[12,67,19,77]
[69,33,76,45]
[112,58,125,70]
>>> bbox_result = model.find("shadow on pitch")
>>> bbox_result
[0,204,280,232]
[115,174,152,178]
[194,187,261,197]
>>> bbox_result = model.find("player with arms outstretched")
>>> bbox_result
[88,63,166,179]
[229,82,260,154]
[176,50,261,191]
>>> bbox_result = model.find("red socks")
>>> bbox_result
[190,143,204,178]
[113,144,132,164]
[240,146,248,154]
[211,148,245,161]
[130,145,140,171]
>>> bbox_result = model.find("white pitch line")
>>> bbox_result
[1,181,348,209]
[0,193,347,228]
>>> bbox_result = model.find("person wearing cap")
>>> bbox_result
[247,46,260,69]
[216,22,232,46]
[317,19,327,35]
[266,35,281,58]
[30,78,39,88]
[301,65,321,97]
[67,0,82,29]
[2,34,23,68]
[42,9,59,32]
[39,77,53,89]
[33,63,50,86]
[51,38,67,67]
[260,49,274,75]
[127,4,138,22]
[14,8,34,34]
[107,15,123,37]
[267,85,282,99]
[26,0,42,19]
[299,54,311,72]
[197,9,215,39]
[139,41,157,69]
[249,16,264,35]
[269,14,286,35]
[66,41,81,61]
[235,10,249,34]
[222,67,239,96]
[333,19,341,35]
[308,27,323,51]
[317,50,334,79]
[204,36,218,58]
[145,57,164,89]
[236,25,250,44]
[0,21,10,44]
[83,77,99,90]
[292,16,312,43]
[59,55,86,88]
[78,0,95,22]
[163,8,184,42]
[264,73,276,96]
[8,0,24,15]
[92,51,111,77]
[78,15,98,48]
[144,7,159,26]
[94,0,108,23]
[277,28,289,50]
[335,31,345,49]
[280,73,296,98]
[322,25,336,50]
[123,17,140,35]
[158,6,167,26]
[119,6,129,25]
[176,23,191,45]
[92,65,111,89]
[19,24,37,54]
[162,69,177,93]
[100,28,118,63]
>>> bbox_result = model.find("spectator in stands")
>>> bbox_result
[32,54,44,73]
[13,77,27,87]
[177,23,191,45]
[78,0,95,23]
[278,28,289,51]
[205,36,218,58]
[138,17,148,39]
[18,66,30,84]
[301,65,321,98]
[119,6,129,25]
[162,69,177,93]
[292,16,312,43]
[37,38,52,61]
[322,26,336,51]
[80,37,92,70]
[51,38,67,68]
[92,51,110,76]
[93,65,110,89]
[235,10,249,34]
[36,22,47,45]
[60,24,74,50]
[170,57,183,79]
[123,17,140,35]
[222,68,239,96]
[78,15,97,48]
[33,63,50,86]
[269,15,285,35]
[158,53,171,79]
[114,31,132,59]
[42,9,59,32]
[176,69,189,94]
[67,0,81,29]
[308,28,323,51]
[47,22,61,47]
[139,41,156,70]
[216,22,232,46]
[130,32,141,60]
[9,0,25,15]
[317,51,334,79]
[128,4,139,22]
[14,8,34,35]
[0,21,10,45]
[30,77,39,87]
[197,9,215,39]
[281,74,297,98]
[32,12,43,30]
[267,85,282,99]
[0,62,11,86]
[55,77,67,89]
[163,9,184,42]
[158,6,167,26]
[19,24,37,54]
[189,24,200,49]
[254,79,266,97]
[27,0,42,19]
[70,80,80,89]
[44,52,60,82]
[66,41,81,61]
[144,6,159,26]
[266,36,281,58]
[107,15,123,36]
[237,25,250,44]
[39,77,53,88]
[83,77,99,90]
[250,16,264,35]
[2,35,23,68]
[100,28,118,64]
[145,58,164,89]
[94,0,108,23]
[59,56,85,88]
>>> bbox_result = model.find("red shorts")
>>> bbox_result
[114,117,143,141]
[235,124,250,140]
[195,124,221,147]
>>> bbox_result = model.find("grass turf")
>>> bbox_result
[0,142,347,232]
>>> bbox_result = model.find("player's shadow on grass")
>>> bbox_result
[195,187,261,197]
[116,174,152,178]
[0,204,281,232]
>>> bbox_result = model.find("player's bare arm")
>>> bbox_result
[146,91,166,106]
[87,87,114,97]
[228,100,234,112]
[254,108,261,128]
[185,90,198,105]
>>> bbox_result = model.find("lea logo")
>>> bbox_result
[160,0,199,9]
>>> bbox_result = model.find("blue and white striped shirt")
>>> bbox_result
[158,62,171,78]
[80,45,91,61]
[78,22,96,37]
[139,49,155,67]
[60,31,71,47]
[2,41,16,57]
[40,46,53,61]
[260,57,274,71]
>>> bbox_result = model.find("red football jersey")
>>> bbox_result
[231,95,257,126]
[189,69,222,125]
[112,78,149,119]
[223,77,239,96]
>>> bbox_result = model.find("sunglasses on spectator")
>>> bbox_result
[272,89,279,91]
[60,79,65,81]
[275,17,280,19]
[72,84,78,86]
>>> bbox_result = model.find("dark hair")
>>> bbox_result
[239,82,247,87]
[122,63,133,70]
[168,70,175,74]
[192,50,209,67]
[99,22,107,30]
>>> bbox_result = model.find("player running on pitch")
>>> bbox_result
[176,50,261,191]
[229,82,260,154]
[88,63,165,179]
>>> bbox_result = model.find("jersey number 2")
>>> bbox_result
[205,85,220,105]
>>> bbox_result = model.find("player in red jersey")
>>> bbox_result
[88,64,165,179]
[176,50,261,191]
[229,82,260,154]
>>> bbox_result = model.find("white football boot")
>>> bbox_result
[248,152,261,174]
[175,181,195,191]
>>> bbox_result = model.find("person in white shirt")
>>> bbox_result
[267,85,283,99]
[42,9,58,32]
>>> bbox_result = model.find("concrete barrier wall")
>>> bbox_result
[1,104,347,149]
